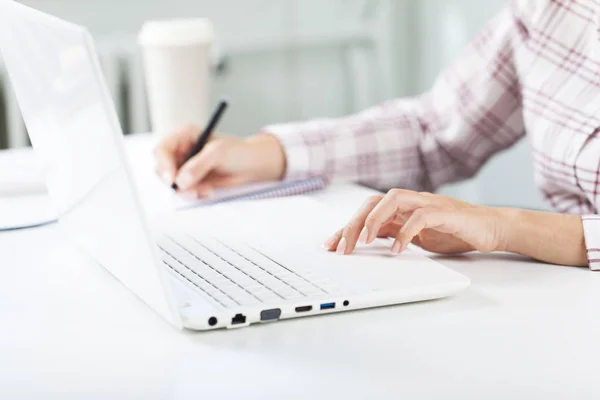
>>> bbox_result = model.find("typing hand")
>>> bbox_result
[154,125,287,199]
[324,190,507,256]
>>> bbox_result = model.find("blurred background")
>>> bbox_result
[0,0,547,210]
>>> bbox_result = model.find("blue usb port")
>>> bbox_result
[320,302,336,310]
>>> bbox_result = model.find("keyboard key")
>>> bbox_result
[216,293,240,307]
[233,293,261,306]
[278,287,303,299]
[251,290,281,303]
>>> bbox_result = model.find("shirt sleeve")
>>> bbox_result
[262,2,527,192]
[582,216,600,271]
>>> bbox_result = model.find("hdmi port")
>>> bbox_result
[295,305,313,313]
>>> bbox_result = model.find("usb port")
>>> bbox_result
[295,305,313,313]
[320,302,336,310]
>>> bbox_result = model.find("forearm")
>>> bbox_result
[262,100,428,191]
[499,209,587,267]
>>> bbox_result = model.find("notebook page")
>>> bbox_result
[171,181,285,209]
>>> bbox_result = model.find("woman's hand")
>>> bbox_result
[324,189,508,256]
[154,125,287,199]
[324,189,589,268]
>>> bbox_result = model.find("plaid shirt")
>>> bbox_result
[265,0,600,270]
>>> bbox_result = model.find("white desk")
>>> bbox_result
[2,138,600,399]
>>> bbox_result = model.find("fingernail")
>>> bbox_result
[391,240,402,255]
[336,237,347,255]
[323,236,336,249]
[176,172,194,190]
[358,227,369,244]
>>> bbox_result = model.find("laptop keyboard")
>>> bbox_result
[158,234,344,309]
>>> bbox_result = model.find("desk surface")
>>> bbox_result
[2,138,600,399]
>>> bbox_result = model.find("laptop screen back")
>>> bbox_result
[0,0,181,327]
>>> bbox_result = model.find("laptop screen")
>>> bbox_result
[0,0,181,327]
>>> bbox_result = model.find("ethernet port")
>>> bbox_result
[231,313,247,325]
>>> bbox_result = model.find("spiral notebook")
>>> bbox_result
[174,177,327,209]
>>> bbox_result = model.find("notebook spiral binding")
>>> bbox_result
[221,177,326,203]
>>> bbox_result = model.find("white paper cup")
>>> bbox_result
[138,18,214,140]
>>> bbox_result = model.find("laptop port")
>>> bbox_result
[260,308,282,321]
[295,305,313,313]
[320,302,336,310]
[231,313,247,325]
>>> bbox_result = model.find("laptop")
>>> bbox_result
[0,0,470,331]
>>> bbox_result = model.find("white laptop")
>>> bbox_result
[0,0,470,331]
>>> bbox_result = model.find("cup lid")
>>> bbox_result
[138,18,214,46]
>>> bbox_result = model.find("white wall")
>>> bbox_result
[19,0,390,136]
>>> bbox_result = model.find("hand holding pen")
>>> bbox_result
[170,100,228,191]
[154,100,287,199]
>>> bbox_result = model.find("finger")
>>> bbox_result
[410,234,423,248]
[363,189,430,244]
[335,195,384,255]
[154,145,179,185]
[154,125,198,184]
[201,172,244,189]
[377,212,412,238]
[174,142,221,191]
[180,183,214,200]
[323,229,343,252]
[177,174,244,200]
[393,208,456,254]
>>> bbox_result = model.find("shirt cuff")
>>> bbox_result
[261,121,329,182]
[582,215,600,270]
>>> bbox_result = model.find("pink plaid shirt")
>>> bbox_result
[265,0,600,270]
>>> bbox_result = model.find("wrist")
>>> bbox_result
[493,207,522,253]
[244,134,287,181]
[494,208,587,266]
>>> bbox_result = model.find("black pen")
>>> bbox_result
[171,100,229,190]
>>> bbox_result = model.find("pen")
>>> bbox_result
[171,99,229,190]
